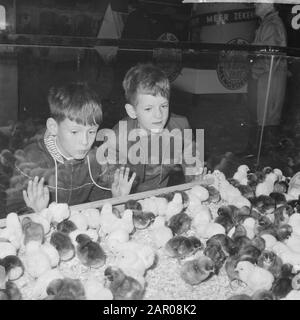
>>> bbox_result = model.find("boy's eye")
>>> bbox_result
[145,108,151,111]
[162,105,169,109]
[71,131,78,134]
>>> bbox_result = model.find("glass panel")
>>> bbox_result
[0,1,300,217]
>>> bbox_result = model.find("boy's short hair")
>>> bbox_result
[122,63,170,106]
[48,82,103,126]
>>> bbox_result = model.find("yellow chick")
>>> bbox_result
[32,268,64,300]
[41,243,60,268]
[202,222,226,239]
[150,216,173,248]
[285,234,300,254]
[233,165,249,185]
[138,197,159,216]
[153,197,168,217]
[69,212,89,231]
[235,261,274,291]
[29,214,51,235]
[4,212,23,250]
[189,185,209,202]
[24,241,52,279]
[99,204,134,235]
[0,242,17,259]
[242,217,256,239]
[106,229,130,252]
[186,194,203,217]
[82,208,101,229]
[288,214,300,236]
[283,290,300,300]
[84,277,113,300]
[166,193,184,220]
[48,202,70,224]
[261,234,277,250]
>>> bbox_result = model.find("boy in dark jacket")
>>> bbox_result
[11,82,135,214]
[97,63,203,193]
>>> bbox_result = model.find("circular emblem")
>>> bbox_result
[153,32,182,82]
[217,38,250,90]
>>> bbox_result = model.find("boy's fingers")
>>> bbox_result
[27,180,33,200]
[37,177,44,198]
[119,166,125,178]
[32,176,39,195]
[123,167,130,181]
[129,172,136,185]
[113,169,120,186]
[43,186,50,202]
[23,190,29,206]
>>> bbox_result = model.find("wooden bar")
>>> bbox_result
[0,180,207,228]
[70,180,202,211]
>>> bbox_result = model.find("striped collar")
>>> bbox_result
[44,131,65,164]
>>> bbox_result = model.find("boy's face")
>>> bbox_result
[126,94,169,133]
[48,118,98,160]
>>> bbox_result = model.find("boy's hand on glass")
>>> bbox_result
[111,167,136,197]
[23,176,50,213]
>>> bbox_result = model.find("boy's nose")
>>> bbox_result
[154,107,162,119]
[81,132,89,146]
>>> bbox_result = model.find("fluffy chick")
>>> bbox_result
[180,256,215,285]
[132,210,155,230]
[235,261,274,291]
[75,234,106,268]
[22,217,45,245]
[0,255,24,281]
[47,278,85,300]
[0,281,22,300]
[167,212,192,235]
[165,236,202,259]
[104,266,144,300]
[56,219,77,234]
[50,231,75,262]
[252,289,275,300]
[257,250,283,279]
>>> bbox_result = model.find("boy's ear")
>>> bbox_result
[125,103,137,119]
[46,118,58,135]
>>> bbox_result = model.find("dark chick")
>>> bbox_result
[251,195,276,214]
[104,266,144,300]
[269,192,287,207]
[206,234,237,256]
[75,234,106,268]
[22,217,45,245]
[225,255,240,282]
[50,231,75,262]
[272,277,292,299]
[204,243,226,274]
[238,244,261,264]
[47,278,85,300]
[0,281,22,300]
[205,185,221,203]
[133,210,155,230]
[57,219,77,234]
[273,180,289,194]
[125,199,142,211]
[273,205,294,226]
[168,212,192,235]
[215,208,234,234]
[165,236,202,259]
[0,255,24,281]
[251,236,266,252]
[275,224,293,241]
[252,289,275,300]
[180,256,215,285]
[257,250,283,279]
[231,224,247,241]
[237,185,255,199]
